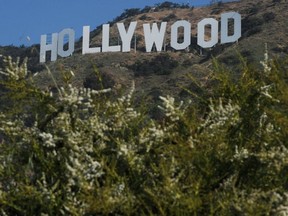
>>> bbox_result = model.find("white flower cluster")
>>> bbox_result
[0,209,8,216]
[258,111,279,140]
[272,192,288,216]
[140,96,191,148]
[232,145,249,163]
[158,95,185,122]
[64,147,103,214]
[201,98,240,131]
[260,43,271,75]
[37,173,59,207]
[260,84,280,103]
[59,84,111,109]
[39,132,56,148]
[105,81,140,131]
[257,145,288,172]
[236,190,288,215]
[258,45,281,106]
[0,56,28,80]
[139,121,165,151]
[0,115,25,138]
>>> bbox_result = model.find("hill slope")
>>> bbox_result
[1,0,288,109]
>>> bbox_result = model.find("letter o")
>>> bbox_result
[197,18,218,48]
[171,20,191,50]
[58,28,75,57]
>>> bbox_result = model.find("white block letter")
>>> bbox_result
[143,22,167,52]
[197,18,218,48]
[221,12,241,44]
[82,26,101,54]
[40,33,58,63]
[171,20,191,50]
[117,22,137,52]
[58,28,75,58]
[102,24,121,52]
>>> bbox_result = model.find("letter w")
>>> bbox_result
[143,22,167,52]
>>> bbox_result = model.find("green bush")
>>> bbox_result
[242,16,264,36]
[0,50,288,215]
[263,12,276,22]
[162,13,177,22]
[131,53,179,76]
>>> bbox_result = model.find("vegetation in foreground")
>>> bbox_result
[0,50,287,215]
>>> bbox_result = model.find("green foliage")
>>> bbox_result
[162,13,178,22]
[0,50,288,215]
[242,16,264,37]
[110,1,191,25]
[263,12,276,22]
[0,45,44,73]
[131,53,179,76]
[155,1,190,10]
[113,8,142,23]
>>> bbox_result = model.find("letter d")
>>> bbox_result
[221,12,241,44]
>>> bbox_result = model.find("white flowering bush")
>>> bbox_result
[0,51,287,215]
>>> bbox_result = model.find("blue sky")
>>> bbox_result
[0,0,212,47]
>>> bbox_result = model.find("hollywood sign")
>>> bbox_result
[39,11,241,63]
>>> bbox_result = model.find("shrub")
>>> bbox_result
[0,49,288,215]
[139,14,148,21]
[130,53,179,76]
[263,12,276,22]
[112,8,141,23]
[162,13,177,22]
[242,16,264,36]
[83,69,115,90]
[156,1,189,9]
[182,59,194,67]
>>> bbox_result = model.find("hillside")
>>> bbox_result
[1,0,288,110]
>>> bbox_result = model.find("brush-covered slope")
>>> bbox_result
[2,0,288,107]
